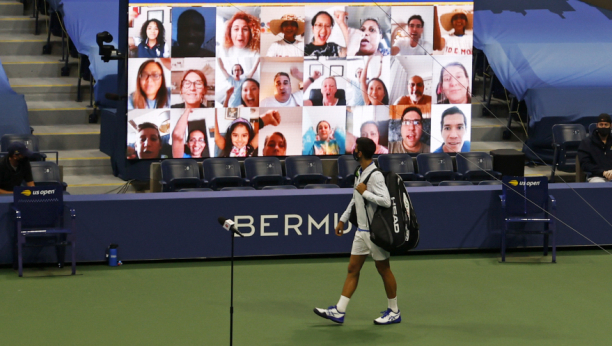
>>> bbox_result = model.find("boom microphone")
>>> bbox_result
[218,217,245,237]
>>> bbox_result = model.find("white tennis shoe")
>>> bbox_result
[374,308,401,325]
[313,305,345,324]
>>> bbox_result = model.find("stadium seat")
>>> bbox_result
[550,124,586,181]
[478,180,502,185]
[500,176,556,262]
[203,158,247,190]
[244,157,289,189]
[262,185,298,190]
[1,134,50,162]
[404,181,433,187]
[285,156,330,188]
[160,159,204,192]
[30,161,68,192]
[415,153,458,185]
[178,188,213,192]
[337,155,360,188]
[303,184,340,189]
[588,122,597,136]
[455,152,501,183]
[13,186,76,277]
[438,180,473,186]
[377,154,422,181]
[221,186,256,191]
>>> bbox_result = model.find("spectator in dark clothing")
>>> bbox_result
[578,113,612,183]
[0,142,34,194]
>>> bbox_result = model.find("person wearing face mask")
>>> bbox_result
[578,113,612,183]
[218,58,260,108]
[433,7,473,55]
[0,142,34,194]
[314,137,401,326]
[266,14,305,57]
[172,10,215,58]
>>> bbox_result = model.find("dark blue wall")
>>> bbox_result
[1,184,610,264]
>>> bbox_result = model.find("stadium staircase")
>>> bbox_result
[0,0,134,194]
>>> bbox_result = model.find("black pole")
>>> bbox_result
[230,230,234,346]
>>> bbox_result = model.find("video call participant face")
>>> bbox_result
[367,79,386,105]
[232,64,243,79]
[321,77,338,105]
[312,11,333,46]
[230,18,251,49]
[136,123,162,159]
[281,21,298,41]
[187,130,206,158]
[241,79,259,107]
[181,71,206,107]
[145,20,160,42]
[176,10,205,51]
[263,132,287,156]
[317,121,332,141]
[407,16,424,42]
[408,76,425,102]
[441,109,466,152]
[442,64,469,104]
[139,61,163,100]
[358,19,382,56]
[274,73,292,103]
[400,108,423,151]
[231,124,250,149]
[451,13,468,35]
[360,122,380,146]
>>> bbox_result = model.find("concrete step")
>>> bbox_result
[27,100,92,126]
[57,149,110,167]
[11,77,91,103]
[0,2,23,16]
[32,124,100,151]
[2,55,78,78]
[0,15,38,33]
[63,174,136,195]
[0,32,60,55]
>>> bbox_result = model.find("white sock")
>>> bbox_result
[336,295,350,313]
[388,297,398,313]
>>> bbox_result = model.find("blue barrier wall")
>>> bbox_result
[1,184,611,265]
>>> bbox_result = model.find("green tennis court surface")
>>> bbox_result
[1,250,610,346]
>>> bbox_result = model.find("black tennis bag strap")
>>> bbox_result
[356,167,383,229]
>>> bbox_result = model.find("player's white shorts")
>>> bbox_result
[351,229,390,261]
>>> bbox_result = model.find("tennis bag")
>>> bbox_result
[349,168,420,253]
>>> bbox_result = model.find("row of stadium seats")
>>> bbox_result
[160,152,503,192]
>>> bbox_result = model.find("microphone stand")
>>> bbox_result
[230,229,235,346]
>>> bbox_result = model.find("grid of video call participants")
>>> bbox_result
[126,4,473,159]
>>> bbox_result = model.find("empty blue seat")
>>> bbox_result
[404,181,433,187]
[262,185,298,190]
[455,152,501,183]
[30,161,68,191]
[160,159,203,192]
[285,156,330,188]
[203,158,247,190]
[438,180,473,186]
[303,184,340,189]
[178,188,213,192]
[244,157,289,189]
[415,153,458,185]
[377,154,422,181]
[221,186,256,191]
[550,124,586,181]
[337,155,360,188]
[478,180,502,185]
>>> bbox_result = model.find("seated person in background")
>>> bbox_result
[392,15,430,56]
[266,14,305,57]
[304,76,346,106]
[433,106,470,153]
[389,107,429,154]
[171,70,209,108]
[394,75,431,105]
[172,109,210,158]
[172,10,215,57]
[218,58,260,107]
[578,113,612,183]
[263,132,287,156]
[260,69,303,107]
[0,142,34,194]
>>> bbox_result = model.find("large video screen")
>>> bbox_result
[126,2,473,159]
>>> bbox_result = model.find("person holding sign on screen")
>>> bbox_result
[314,137,400,325]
